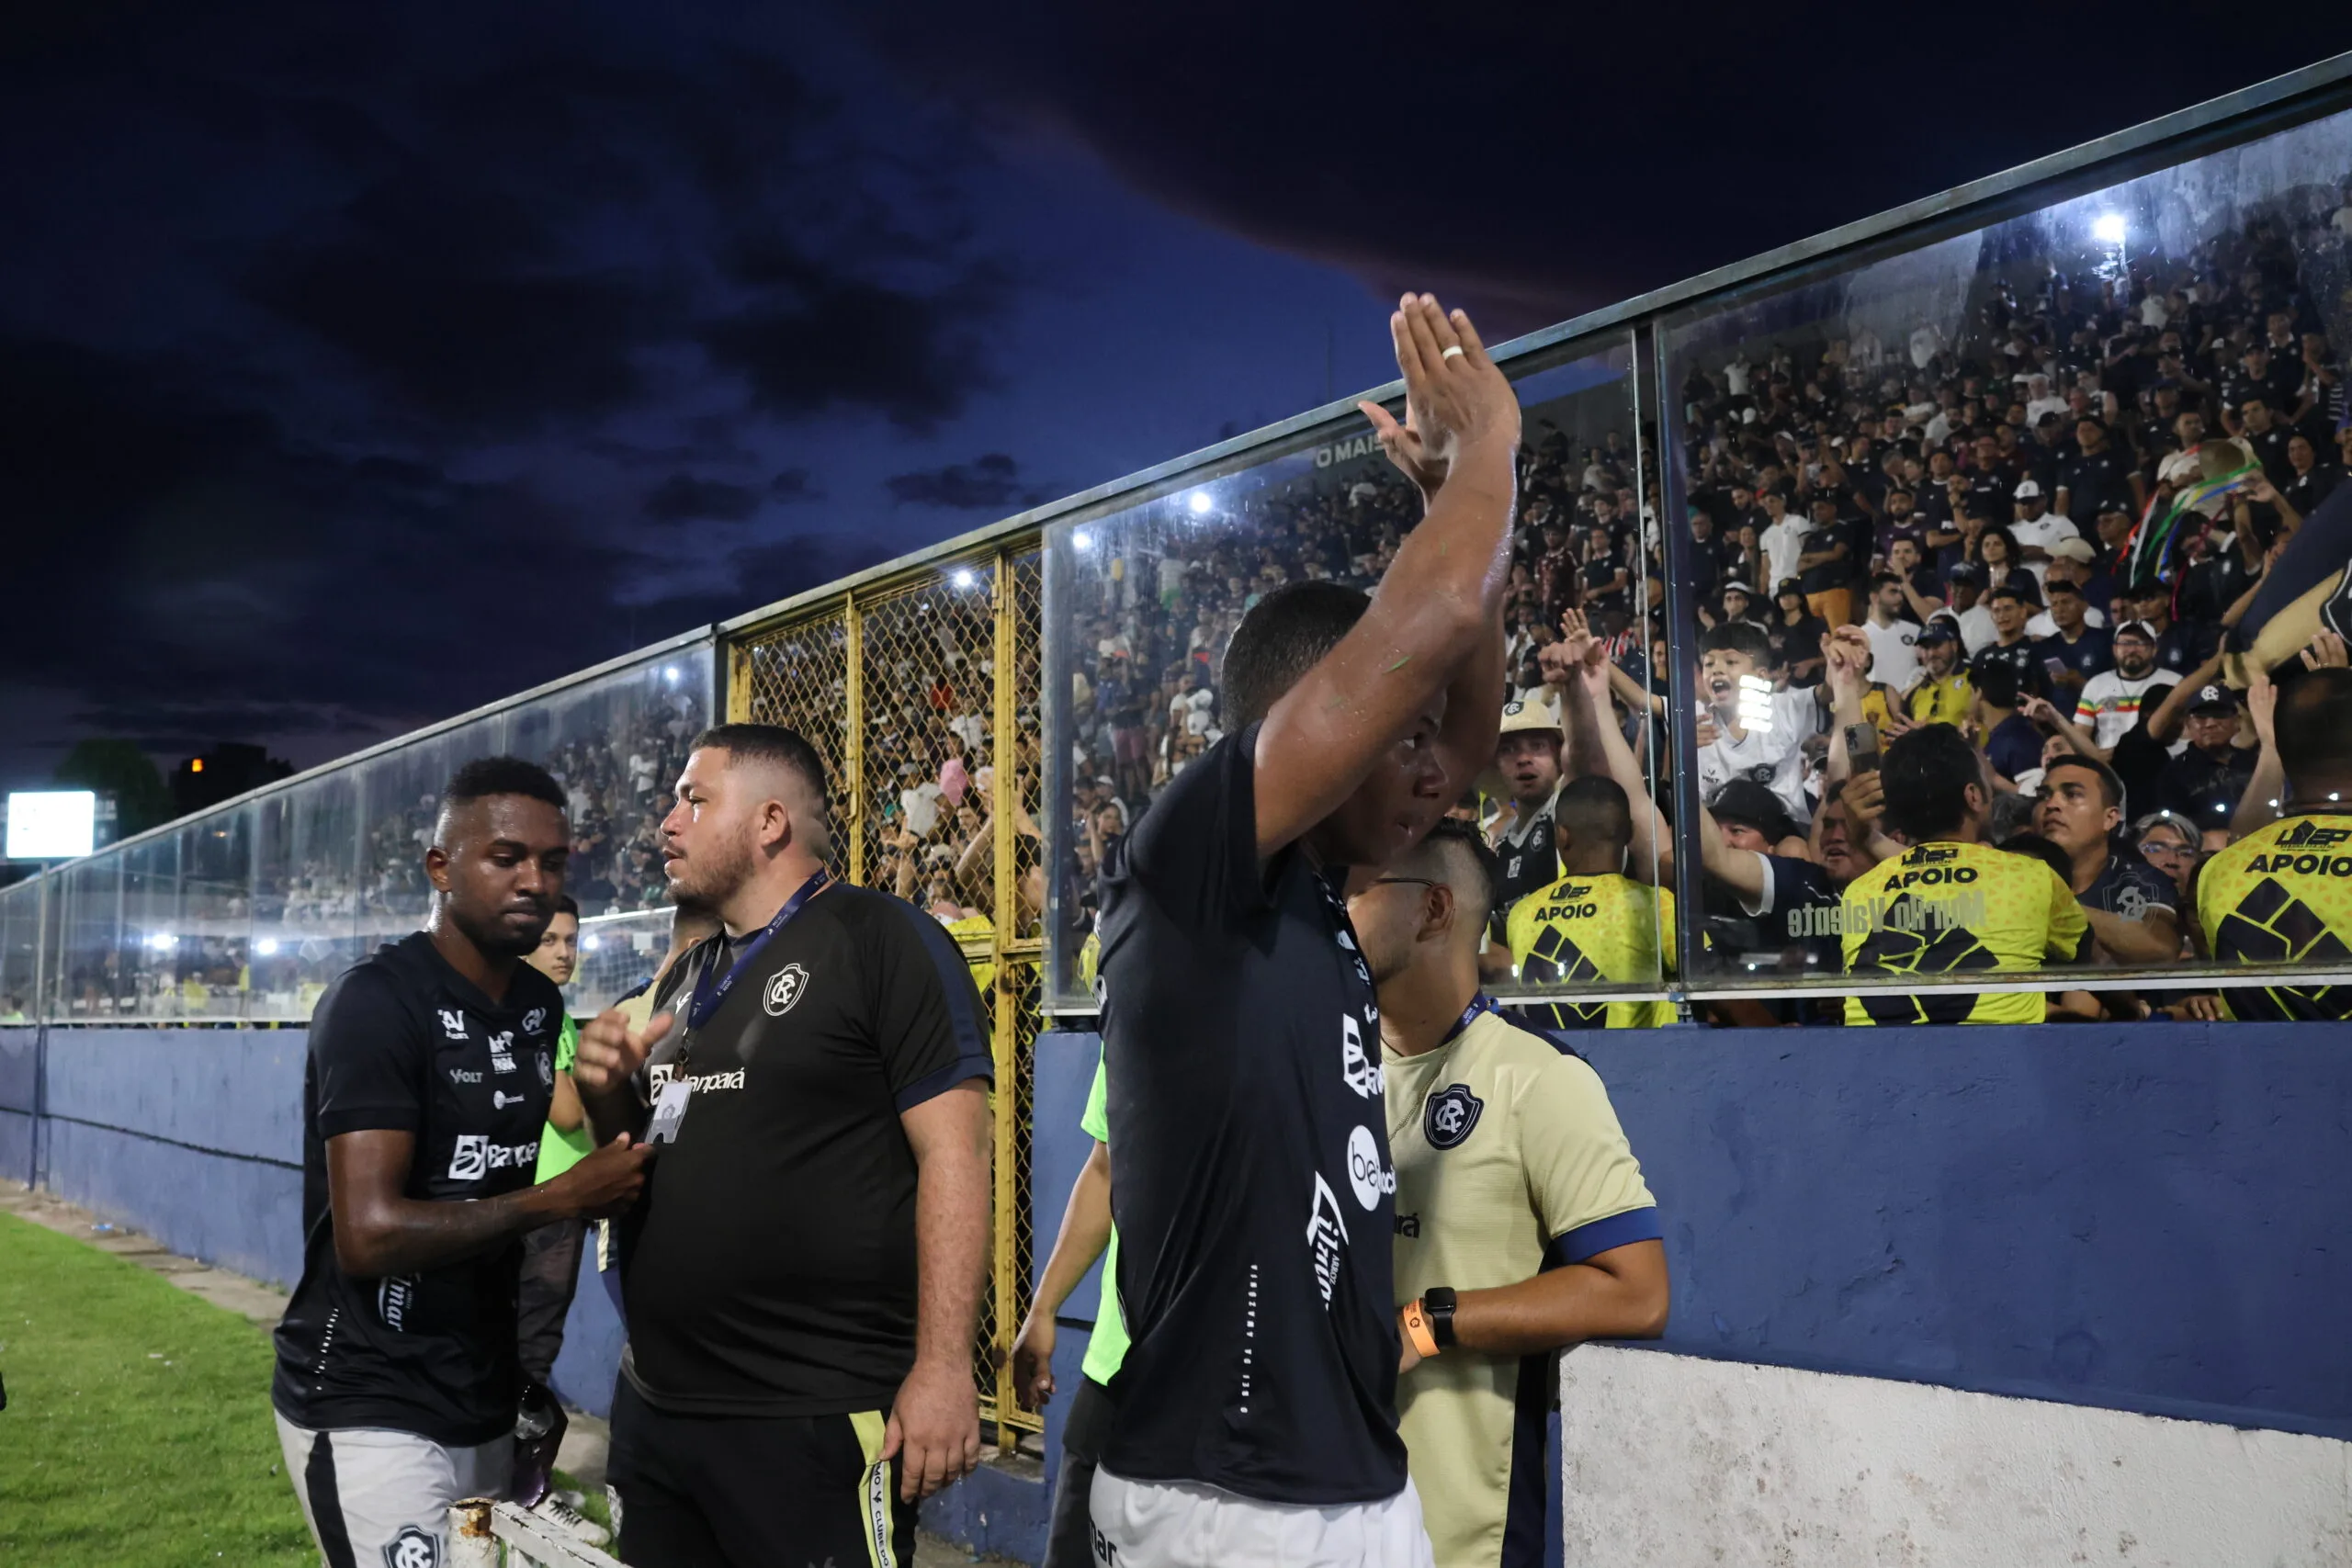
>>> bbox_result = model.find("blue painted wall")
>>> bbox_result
[1578,1021,2352,1441]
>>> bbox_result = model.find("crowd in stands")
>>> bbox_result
[1059,186,2352,1023]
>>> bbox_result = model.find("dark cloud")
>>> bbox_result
[861,3,2352,332]
[886,453,1053,511]
[768,467,820,501]
[644,474,763,523]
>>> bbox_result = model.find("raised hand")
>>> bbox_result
[1356,295,1520,505]
[2302,630,2348,670]
[2248,668,2278,750]
[572,1007,673,1098]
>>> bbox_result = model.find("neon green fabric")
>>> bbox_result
[532,1015,592,1183]
[1078,1052,1129,1385]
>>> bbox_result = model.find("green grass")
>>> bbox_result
[0,1213,314,1566]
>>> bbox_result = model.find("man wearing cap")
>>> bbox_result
[2032,620,2176,765]
[1487,695,1566,944]
[2007,479,2078,583]
[1904,622,1973,728]
[2028,539,2110,635]
[2154,682,2256,823]
[2123,579,2215,673]
[1945,563,1995,654]
[1698,780,1839,974]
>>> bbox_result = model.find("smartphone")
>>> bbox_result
[1843,721,1881,775]
[2042,656,2069,682]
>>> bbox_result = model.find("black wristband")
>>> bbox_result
[1423,1286,1458,1350]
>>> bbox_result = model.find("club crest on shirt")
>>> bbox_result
[1423,1084,1485,1150]
[763,962,810,1016]
[536,1047,554,1089]
[383,1525,440,1568]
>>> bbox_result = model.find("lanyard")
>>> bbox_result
[1437,993,1497,1049]
[686,870,830,1032]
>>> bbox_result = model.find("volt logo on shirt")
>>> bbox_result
[1340,1015,1383,1099]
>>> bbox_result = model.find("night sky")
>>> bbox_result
[5,3,2344,792]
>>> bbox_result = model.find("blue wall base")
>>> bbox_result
[921,1456,1050,1565]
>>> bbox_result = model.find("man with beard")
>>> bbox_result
[271,759,655,1568]
[1346,820,1665,1568]
[572,723,993,1566]
[2035,756,2181,964]
[2153,682,2256,825]
[2033,620,2175,765]
[1903,621,1973,728]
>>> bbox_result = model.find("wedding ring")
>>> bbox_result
[1442,345,1465,361]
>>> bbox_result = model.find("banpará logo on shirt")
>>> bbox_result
[763,963,810,1016]
[446,1134,540,1181]
[647,1064,748,1094]
[1423,1084,1485,1150]
[437,1009,468,1041]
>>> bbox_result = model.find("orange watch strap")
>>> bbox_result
[1400,1298,1440,1359]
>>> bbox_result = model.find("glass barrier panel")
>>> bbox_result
[504,645,713,918]
[1659,103,2352,1021]
[570,907,678,1017]
[254,770,364,1021]
[356,731,463,954]
[117,835,184,1021]
[52,853,124,1020]
[177,809,254,1020]
[1042,336,1653,1015]
[0,880,39,1022]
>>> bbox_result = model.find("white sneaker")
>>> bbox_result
[529,1494,612,1548]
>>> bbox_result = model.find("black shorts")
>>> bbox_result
[1041,1377,1117,1568]
[608,1380,917,1567]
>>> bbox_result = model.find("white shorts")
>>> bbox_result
[1091,1467,1435,1568]
[275,1412,512,1568]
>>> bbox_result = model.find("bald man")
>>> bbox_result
[572,723,993,1568]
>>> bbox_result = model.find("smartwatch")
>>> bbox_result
[1422,1286,1458,1350]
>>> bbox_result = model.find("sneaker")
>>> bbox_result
[529,1495,612,1549]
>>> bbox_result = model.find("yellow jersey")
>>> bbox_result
[1838,839,2088,1025]
[2195,813,2352,1021]
[1505,873,1676,1030]
[1386,1004,1657,1568]
[1905,671,1973,728]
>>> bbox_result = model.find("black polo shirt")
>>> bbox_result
[1492,784,1563,939]
[1096,724,1408,1506]
[618,883,990,1416]
[272,932,562,1446]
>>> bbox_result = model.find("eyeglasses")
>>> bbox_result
[1371,877,1442,892]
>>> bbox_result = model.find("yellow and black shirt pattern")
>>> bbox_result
[1838,840,2089,1025]
[1505,873,1676,1030]
[2195,812,2352,1021]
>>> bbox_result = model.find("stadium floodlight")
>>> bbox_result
[581,933,602,952]
[2092,213,2128,245]
[1071,529,1094,552]
[951,568,978,589]
[254,937,280,956]
[1188,491,1215,516]
[1736,674,1776,733]
[6,790,96,860]
[662,665,679,684]
[146,932,176,952]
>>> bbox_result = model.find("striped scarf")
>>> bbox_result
[2121,446,2262,585]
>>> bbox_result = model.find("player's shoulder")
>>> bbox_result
[313,935,432,1025]
[1459,1007,1601,1088]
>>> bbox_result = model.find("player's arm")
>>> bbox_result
[326,1130,652,1280]
[1697,806,1769,906]
[1550,615,1666,882]
[1256,297,1521,857]
[2025,694,2109,763]
[547,1066,584,1134]
[1427,1239,1669,1357]
[892,1082,992,1501]
[2233,669,2284,839]
[1012,1140,1111,1412]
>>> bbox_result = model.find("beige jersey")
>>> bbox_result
[1385,1002,1659,1568]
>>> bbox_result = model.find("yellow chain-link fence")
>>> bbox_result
[729,543,1046,1449]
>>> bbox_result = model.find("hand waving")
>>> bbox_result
[1357,295,1520,504]
[572,1007,674,1098]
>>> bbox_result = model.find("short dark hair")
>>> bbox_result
[551,894,581,919]
[1702,620,1774,665]
[1221,581,1370,733]
[1988,586,2027,607]
[691,723,830,803]
[1871,571,1902,591]
[2044,754,2123,812]
[2276,668,2352,781]
[1556,773,1634,851]
[1973,659,2020,709]
[443,756,567,815]
[1399,818,1498,922]
[1880,723,1982,841]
